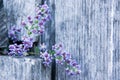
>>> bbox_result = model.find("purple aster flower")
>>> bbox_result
[32,29,38,34]
[29,20,33,24]
[42,4,49,9]
[8,26,21,42]
[9,44,15,51]
[8,30,15,37]
[28,16,31,20]
[40,3,49,14]
[17,28,21,32]
[8,44,25,56]
[40,51,52,66]
[38,29,44,34]
[39,22,44,26]
[40,43,47,52]
[35,15,39,19]
[69,60,78,67]
[42,18,47,22]
[23,39,33,48]
[37,11,42,15]
[65,59,71,64]
[21,21,26,26]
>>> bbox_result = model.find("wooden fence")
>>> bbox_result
[0,0,120,80]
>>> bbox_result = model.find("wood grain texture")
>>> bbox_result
[0,0,8,47]
[3,0,42,41]
[112,0,120,80]
[54,0,115,80]
[43,1,56,80]
[41,0,55,48]
[0,56,51,80]
[0,1,51,80]
[1,0,120,80]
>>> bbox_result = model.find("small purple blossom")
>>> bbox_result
[40,3,49,14]
[8,44,24,56]
[39,22,44,26]
[35,16,39,19]
[8,26,21,42]
[29,20,33,24]
[38,29,44,34]
[40,51,52,66]
[32,29,38,34]
[9,45,15,51]
[21,21,26,26]
[28,16,31,20]
[22,37,33,48]
[40,43,47,52]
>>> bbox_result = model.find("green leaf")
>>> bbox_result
[35,20,38,24]
[57,56,62,60]
[28,31,32,35]
[48,50,55,55]
[41,8,44,12]
[34,47,40,54]
[25,26,28,30]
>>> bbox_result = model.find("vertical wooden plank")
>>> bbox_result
[0,0,8,48]
[55,0,113,80]
[112,0,120,80]
[42,0,56,80]
[42,0,55,48]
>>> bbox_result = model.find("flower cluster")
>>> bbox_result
[9,2,50,56]
[40,51,52,66]
[40,44,81,75]
[21,3,50,35]
[52,44,64,64]
[8,26,34,56]
[8,37,34,56]
[39,43,52,66]
[22,36,33,51]
[52,44,81,75]
[8,26,21,42]
[8,44,24,56]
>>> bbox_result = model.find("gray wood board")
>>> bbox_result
[112,0,120,80]
[0,0,8,47]
[54,0,119,80]
[0,56,51,80]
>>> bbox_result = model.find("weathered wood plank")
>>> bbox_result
[0,56,51,80]
[55,0,114,80]
[41,0,55,48]
[42,1,56,80]
[0,0,8,47]
[112,0,120,80]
